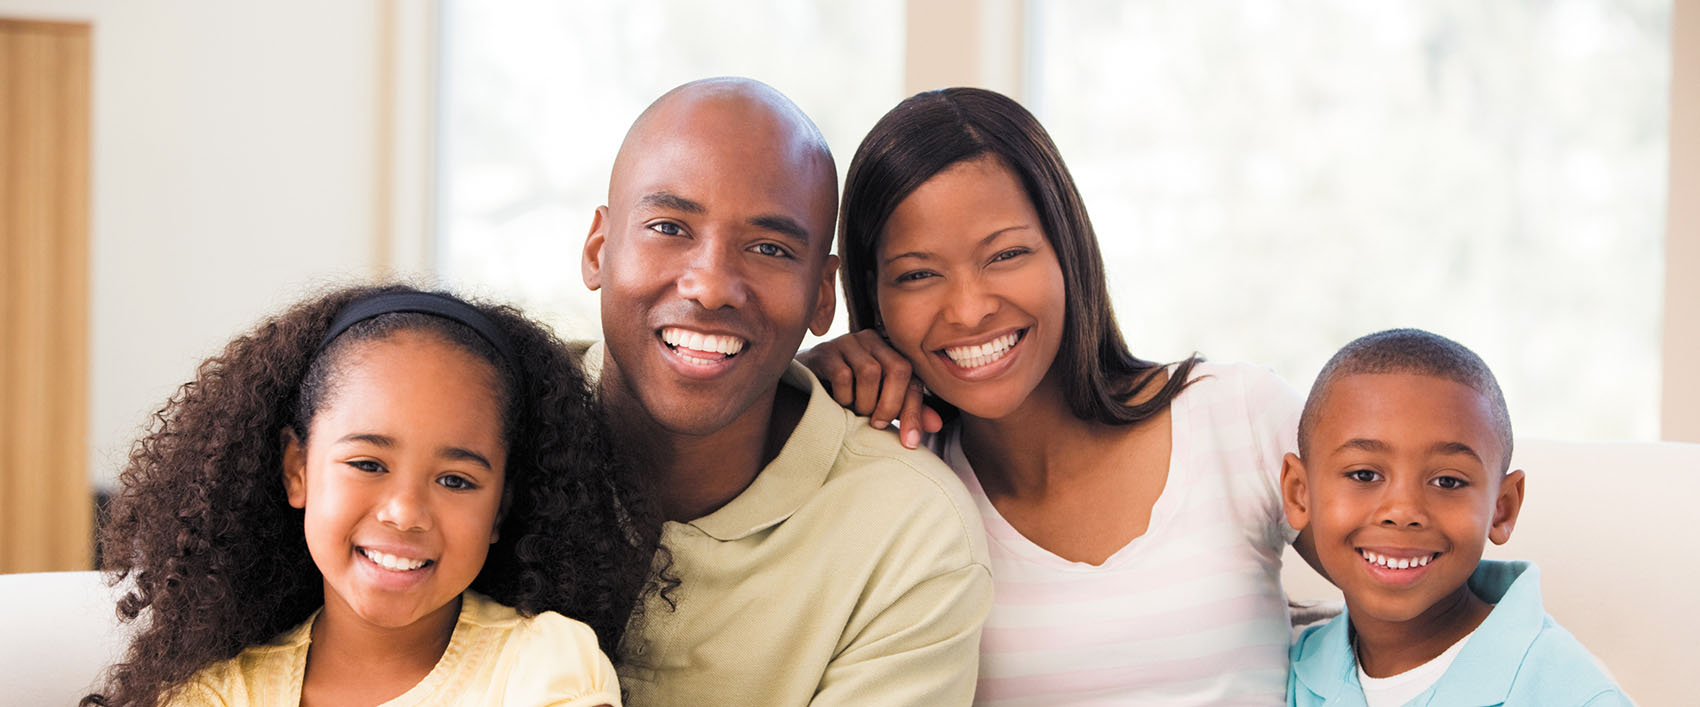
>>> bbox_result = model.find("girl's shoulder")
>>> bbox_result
[169,614,315,706]
[456,593,621,705]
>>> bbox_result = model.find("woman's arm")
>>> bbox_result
[798,329,941,448]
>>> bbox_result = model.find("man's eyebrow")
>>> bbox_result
[750,214,811,246]
[439,446,494,472]
[1336,438,1391,454]
[1429,441,1483,463]
[635,191,706,214]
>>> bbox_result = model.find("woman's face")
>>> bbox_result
[283,331,507,634]
[874,156,1068,420]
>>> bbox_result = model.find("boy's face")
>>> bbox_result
[1281,372,1524,627]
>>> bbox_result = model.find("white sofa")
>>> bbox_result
[3,439,1694,706]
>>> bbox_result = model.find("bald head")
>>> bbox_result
[610,78,836,221]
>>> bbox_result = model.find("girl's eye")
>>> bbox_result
[990,247,1030,264]
[1345,468,1381,483]
[1432,475,1469,490]
[750,242,792,259]
[347,460,384,474]
[438,474,479,491]
[649,221,683,236]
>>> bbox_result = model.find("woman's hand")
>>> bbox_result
[799,329,942,449]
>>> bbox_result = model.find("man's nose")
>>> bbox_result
[676,241,750,311]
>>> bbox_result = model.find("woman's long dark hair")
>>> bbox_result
[84,283,672,707]
[839,87,1200,425]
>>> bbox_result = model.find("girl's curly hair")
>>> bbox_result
[84,283,673,707]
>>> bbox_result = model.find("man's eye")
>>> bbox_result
[751,242,792,258]
[649,222,682,236]
[1346,469,1380,483]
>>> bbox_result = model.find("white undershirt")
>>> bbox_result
[1357,628,1476,707]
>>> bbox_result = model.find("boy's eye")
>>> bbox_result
[438,474,479,491]
[1345,468,1381,483]
[347,460,384,474]
[1432,475,1469,490]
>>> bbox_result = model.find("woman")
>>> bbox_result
[802,88,1315,704]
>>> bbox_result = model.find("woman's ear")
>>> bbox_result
[1280,452,1311,531]
[1488,468,1526,545]
[281,428,308,509]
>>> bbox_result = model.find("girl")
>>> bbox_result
[85,285,668,707]
[803,88,1318,704]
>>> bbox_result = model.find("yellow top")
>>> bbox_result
[578,342,993,707]
[169,591,620,707]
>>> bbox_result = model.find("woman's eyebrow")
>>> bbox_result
[882,225,1035,267]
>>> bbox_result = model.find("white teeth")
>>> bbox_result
[661,327,746,357]
[1359,549,1435,570]
[362,548,428,571]
[944,332,1021,368]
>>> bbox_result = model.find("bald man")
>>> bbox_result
[578,78,991,705]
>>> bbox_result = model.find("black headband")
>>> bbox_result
[317,291,519,371]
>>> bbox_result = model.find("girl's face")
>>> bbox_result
[284,331,507,633]
[875,156,1068,420]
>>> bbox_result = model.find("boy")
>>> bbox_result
[1281,329,1627,706]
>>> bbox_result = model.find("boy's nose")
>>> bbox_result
[1374,482,1428,528]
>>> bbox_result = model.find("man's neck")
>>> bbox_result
[601,375,809,523]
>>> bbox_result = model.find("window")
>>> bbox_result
[1028,0,1670,440]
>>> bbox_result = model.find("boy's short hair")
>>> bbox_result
[1299,328,1514,472]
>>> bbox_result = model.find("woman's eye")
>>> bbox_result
[649,221,683,236]
[1346,469,1380,483]
[894,270,936,284]
[751,242,792,259]
[1432,475,1468,490]
[347,460,383,474]
[438,474,478,491]
[990,247,1030,264]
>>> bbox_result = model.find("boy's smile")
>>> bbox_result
[1282,372,1524,655]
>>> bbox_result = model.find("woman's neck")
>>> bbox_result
[958,367,1168,499]
[301,592,461,707]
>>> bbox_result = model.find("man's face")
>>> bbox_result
[1281,373,1523,629]
[583,95,838,437]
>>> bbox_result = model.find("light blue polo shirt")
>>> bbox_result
[1289,560,1630,706]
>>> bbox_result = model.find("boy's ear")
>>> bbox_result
[1488,468,1526,545]
[582,206,610,292]
[1280,452,1311,530]
[281,428,308,509]
[809,254,840,337]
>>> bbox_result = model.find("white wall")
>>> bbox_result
[0,0,385,486]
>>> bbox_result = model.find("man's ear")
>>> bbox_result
[1280,452,1311,531]
[282,428,308,509]
[809,254,840,337]
[1488,468,1526,545]
[582,206,610,292]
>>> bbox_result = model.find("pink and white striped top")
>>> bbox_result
[939,362,1302,706]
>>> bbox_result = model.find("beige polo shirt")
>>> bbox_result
[577,342,992,707]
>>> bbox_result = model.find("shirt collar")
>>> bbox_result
[581,341,842,541]
[1291,560,1543,707]
[1423,560,1543,705]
